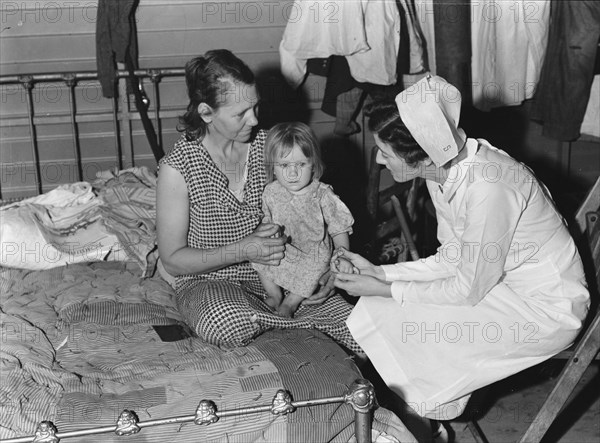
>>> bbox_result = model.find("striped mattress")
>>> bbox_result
[0,262,413,442]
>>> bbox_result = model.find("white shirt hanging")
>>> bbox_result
[471,0,550,110]
[279,0,401,88]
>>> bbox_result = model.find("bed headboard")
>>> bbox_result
[0,68,186,203]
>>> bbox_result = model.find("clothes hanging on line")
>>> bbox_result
[471,0,550,111]
[282,1,430,136]
[580,75,600,139]
[414,0,437,76]
[532,0,600,141]
[95,0,139,98]
[279,0,402,88]
[397,0,428,75]
[306,56,398,137]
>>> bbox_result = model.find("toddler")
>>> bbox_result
[253,122,355,317]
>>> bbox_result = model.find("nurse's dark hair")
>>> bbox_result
[264,121,324,183]
[179,49,255,141]
[364,94,428,166]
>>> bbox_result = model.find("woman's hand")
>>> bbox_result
[334,272,392,298]
[241,223,287,265]
[332,249,385,279]
[302,270,335,306]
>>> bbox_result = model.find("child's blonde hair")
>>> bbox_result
[264,122,325,183]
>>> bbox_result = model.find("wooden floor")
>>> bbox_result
[453,363,600,443]
[360,355,599,443]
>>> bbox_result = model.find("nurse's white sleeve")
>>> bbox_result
[382,200,457,281]
[391,181,525,306]
[382,243,457,281]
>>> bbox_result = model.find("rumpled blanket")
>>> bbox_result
[0,167,158,276]
[93,167,158,276]
[0,262,415,442]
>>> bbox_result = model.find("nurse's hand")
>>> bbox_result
[332,249,385,279]
[334,272,392,298]
[302,270,335,305]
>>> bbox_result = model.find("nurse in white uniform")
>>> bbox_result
[334,76,590,431]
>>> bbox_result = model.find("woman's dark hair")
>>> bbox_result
[179,49,255,141]
[364,94,428,166]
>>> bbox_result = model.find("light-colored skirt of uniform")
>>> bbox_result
[347,251,589,419]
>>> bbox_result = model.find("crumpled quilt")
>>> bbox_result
[93,166,158,276]
[0,166,158,277]
[0,263,415,442]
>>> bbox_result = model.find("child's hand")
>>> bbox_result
[331,247,357,274]
[334,256,355,274]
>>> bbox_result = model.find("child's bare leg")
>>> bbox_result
[258,275,283,310]
[277,292,305,318]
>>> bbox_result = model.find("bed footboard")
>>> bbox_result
[0,379,376,443]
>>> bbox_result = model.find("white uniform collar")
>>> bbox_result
[439,138,480,203]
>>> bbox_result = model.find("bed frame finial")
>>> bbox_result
[344,378,376,413]
[32,421,59,442]
[271,390,296,415]
[194,400,219,425]
[115,409,141,436]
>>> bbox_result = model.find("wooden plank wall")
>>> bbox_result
[1,0,358,199]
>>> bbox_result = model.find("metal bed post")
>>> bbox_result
[20,76,43,196]
[117,64,135,168]
[111,95,123,171]
[63,74,83,182]
[149,69,163,153]
[345,378,377,442]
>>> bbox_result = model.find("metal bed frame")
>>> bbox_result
[0,70,378,443]
[0,68,183,200]
[1,379,376,443]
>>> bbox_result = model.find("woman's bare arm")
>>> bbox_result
[156,164,285,276]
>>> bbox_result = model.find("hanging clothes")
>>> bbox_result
[471,0,550,111]
[580,75,600,139]
[396,0,428,75]
[345,0,402,84]
[279,0,401,88]
[306,56,395,137]
[532,1,600,141]
[414,0,437,75]
[96,0,139,98]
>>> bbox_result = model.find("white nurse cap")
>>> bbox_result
[395,75,466,166]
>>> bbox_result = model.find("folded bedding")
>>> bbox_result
[0,167,158,276]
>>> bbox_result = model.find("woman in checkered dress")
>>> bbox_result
[156,50,361,353]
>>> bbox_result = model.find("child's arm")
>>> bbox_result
[331,233,355,273]
[332,232,350,250]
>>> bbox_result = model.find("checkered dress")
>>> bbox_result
[161,130,268,287]
[159,131,361,353]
